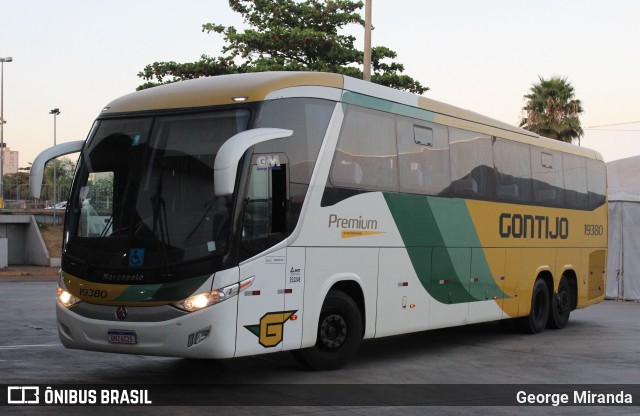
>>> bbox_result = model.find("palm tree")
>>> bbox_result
[520,76,584,144]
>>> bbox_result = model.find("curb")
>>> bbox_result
[0,266,59,280]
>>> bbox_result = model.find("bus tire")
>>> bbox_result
[518,278,550,334]
[292,290,363,371]
[547,276,571,329]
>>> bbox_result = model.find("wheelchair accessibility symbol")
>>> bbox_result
[129,248,145,267]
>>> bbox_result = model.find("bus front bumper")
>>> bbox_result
[56,297,238,359]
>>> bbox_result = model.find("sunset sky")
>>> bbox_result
[3,0,639,165]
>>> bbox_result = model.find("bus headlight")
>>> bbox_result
[173,277,253,312]
[57,287,81,308]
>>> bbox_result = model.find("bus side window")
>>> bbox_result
[449,127,495,199]
[330,105,398,191]
[396,117,450,195]
[240,154,288,261]
[586,158,606,209]
[493,138,532,203]
[563,154,588,210]
[531,147,564,207]
[257,97,335,230]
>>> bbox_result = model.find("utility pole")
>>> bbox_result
[0,57,13,209]
[50,108,60,225]
[363,0,372,81]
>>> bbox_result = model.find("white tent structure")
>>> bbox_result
[606,155,640,301]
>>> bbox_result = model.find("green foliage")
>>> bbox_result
[520,76,583,143]
[136,55,239,90]
[87,172,114,201]
[2,158,76,202]
[3,171,29,199]
[42,157,76,201]
[137,0,427,94]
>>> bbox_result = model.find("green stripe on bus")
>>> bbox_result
[115,274,210,302]
[342,91,436,122]
[384,193,507,304]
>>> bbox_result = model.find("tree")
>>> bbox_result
[137,0,427,94]
[3,171,29,201]
[520,76,584,143]
[42,158,76,202]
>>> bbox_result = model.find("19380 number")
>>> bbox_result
[79,288,108,298]
[584,224,604,236]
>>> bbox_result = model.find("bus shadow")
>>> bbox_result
[84,318,593,385]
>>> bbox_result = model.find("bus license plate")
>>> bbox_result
[108,330,137,344]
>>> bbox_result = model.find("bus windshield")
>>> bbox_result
[64,109,250,278]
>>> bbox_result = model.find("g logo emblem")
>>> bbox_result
[244,310,297,348]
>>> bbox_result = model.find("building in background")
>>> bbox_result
[0,145,19,175]
[581,122,640,162]
[1,146,19,175]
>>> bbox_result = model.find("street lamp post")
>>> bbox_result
[50,108,60,224]
[0,56,13,209]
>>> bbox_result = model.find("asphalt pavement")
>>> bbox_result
[1,269,639,415]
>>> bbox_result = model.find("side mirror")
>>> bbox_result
[29,140,85,199]
[214,128,293,196]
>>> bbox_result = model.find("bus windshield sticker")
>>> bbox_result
[265,256,286,264]
[128,248,145,268]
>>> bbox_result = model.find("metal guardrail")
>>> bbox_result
[2,184,71,211]
[4,185,112,219]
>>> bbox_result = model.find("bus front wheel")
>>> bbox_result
[292,290,363,371]
[518,278,550,334]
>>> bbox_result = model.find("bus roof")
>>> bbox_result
[103,72,343,113]
[102,71,602,161]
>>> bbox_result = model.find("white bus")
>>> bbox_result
[31,72,607,370]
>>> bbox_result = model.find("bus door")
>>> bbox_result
[235,153,292,357]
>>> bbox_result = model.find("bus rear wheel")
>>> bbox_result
[547,276,571,329]
[292,290,363,371]
[518,278,550,334]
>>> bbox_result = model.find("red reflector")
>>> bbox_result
[285,288,293,294]
[439,280,448,285]
[251,290,261,296]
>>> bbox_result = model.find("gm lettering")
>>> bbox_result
[257,154,281,170]
[499,213,568,239]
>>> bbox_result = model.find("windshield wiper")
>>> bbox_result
[185,197,216,242]
[150,170,172,278]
